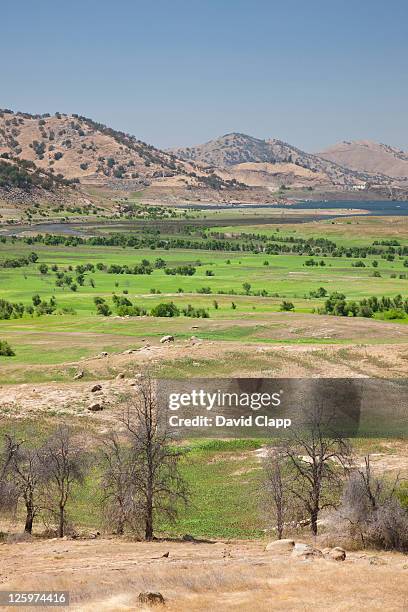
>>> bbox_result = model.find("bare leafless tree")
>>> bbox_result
[336,467,371,546]
[0,434,21,514]
[370,498,408,552]
[102,376,189,540]
[40,426,88,537]
[100,432,141,535]
[357,456,385,511]
[262,450,294,539]
[6,434,48,533]
[271,404,353,536]
[337,456,385,546]
[336,455,408,551]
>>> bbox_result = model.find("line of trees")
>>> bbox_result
[95,297,209,319]
[0,295,58,320]
[261,405,408,551]
[16,230,408,260]
[319,292,408,319]
[0,378,189,540]
[1,381,407,552]
[1,252,38,268]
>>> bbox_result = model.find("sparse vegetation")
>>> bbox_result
[333,456,408,552]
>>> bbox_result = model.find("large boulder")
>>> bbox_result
[138,592,165,606]
[160,335,174,344]
[265,539,295,553]
[328,546,346,561]
[292,542,323,560]
[88,403,104,412]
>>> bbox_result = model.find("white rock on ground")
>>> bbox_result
[292,543,323,559]
[265,539,295,553]
[160,335,174,343]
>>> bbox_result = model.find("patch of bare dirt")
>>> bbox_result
[3,338,408,420]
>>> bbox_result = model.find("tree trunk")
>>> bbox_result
[277,508,284,539]
[311,508,318,536]
[145,469,154,541]
[116,522,124,536]
[24,508,34,534]
[145,512,153,541]
[23,493,35,534]
[58,506,64,538]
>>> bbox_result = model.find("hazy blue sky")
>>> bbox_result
[2,0,407,151]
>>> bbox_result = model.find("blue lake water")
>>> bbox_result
[1,200,408,236]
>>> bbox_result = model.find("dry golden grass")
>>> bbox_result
[0,538,407,611]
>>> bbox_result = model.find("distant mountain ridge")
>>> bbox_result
[170,132,394,189]
[1,108,407,202]
[172,133,278,167]
[317,140,408,179]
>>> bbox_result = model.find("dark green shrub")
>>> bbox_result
[0,340,15,356]
[150,302,180,317]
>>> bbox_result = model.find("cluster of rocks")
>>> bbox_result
[265,539,346,561]
[85,334,205,363]
[88,382,106,412]
[86,374,145,412]
[70,332,208,416]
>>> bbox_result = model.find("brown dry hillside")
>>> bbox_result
[171,132,394,189]
[0,155,77,207]
[318,140,408,179]
[0,109,242,192]
[217,161,328,190]
[3,110,407,201]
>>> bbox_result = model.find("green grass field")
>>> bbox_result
[209,214,408,247]
[2,213,408,371]
[2,241,408,308]
[2,425,402,539]
[66,439,266,539]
